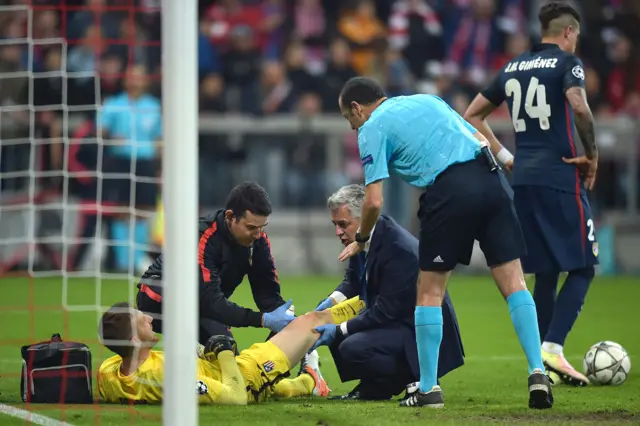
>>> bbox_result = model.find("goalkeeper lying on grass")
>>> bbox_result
[96,299,363,405]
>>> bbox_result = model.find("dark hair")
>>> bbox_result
[339,77,386,108]
[538,2,580,33]
[225,182,272,218]
[98,302,135,358]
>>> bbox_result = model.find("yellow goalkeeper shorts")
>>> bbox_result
[236,341,291,403]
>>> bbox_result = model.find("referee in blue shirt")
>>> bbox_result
[329,77,553,409]
[100,65,162,273]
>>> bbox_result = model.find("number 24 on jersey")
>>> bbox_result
[505,77,551,132]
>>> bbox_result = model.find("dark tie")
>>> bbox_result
[359,251,368,308]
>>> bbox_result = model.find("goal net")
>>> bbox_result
[0,1,197,424]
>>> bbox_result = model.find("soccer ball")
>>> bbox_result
[583,341,631,385]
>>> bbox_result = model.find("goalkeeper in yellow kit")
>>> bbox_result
[97,298,364,405]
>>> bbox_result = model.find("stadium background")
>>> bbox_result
[0,1,639,425]
[0,0,639,276]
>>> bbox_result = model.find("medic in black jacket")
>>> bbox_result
[136,182,294,344]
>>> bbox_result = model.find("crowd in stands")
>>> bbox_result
[0,0,638,213]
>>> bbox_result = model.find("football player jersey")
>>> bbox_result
[482,43,587,194]
[98,350,229,405]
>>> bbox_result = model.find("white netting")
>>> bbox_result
[0,3,160,308]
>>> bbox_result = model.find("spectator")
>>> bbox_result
[584,67,611,117]
[261,0,286,59]
[198,21,222,80]
[442,0,502,90]
[383,47,414,97]
[259,61,297,115]
[388,0,444,80]
[200,74,226,113]
[205,0,265,52]
[285,92,328,207]
[292,0,327,72]
[493,32,530,71]
[66,0,121,41]
[604,34,640,114]
[337,0,386,75]
[67,24,103,83]
[99,54,125,98]
[32,47,63,109]
[293,0,327,44]
[222,25,261,113]
[284,41,320,96]
[322,38,357,113]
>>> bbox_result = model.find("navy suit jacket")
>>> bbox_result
[334,215,464,378]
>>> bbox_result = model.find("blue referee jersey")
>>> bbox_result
[358,95,482,187]
[100,93,162,160]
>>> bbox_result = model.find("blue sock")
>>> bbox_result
[111,220,131,271]
[533,273,560,342]
[415,306,443,393]
[507,290,545,374]
[134,220,150,268]
[545,267,594,346]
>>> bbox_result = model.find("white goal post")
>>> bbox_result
[161,0,199,425]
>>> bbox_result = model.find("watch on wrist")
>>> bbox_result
[355,231,370,243]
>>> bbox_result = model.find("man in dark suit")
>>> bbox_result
[311,184,465,401]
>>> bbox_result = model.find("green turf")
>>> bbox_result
[0,275,639,425]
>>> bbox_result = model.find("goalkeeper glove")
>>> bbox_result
[204,335,238,362]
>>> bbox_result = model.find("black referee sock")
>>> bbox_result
[533,272,560,342]
[545,267,595,346]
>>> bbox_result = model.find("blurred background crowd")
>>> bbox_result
[0,0,639,273]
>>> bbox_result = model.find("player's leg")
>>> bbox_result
[533,273,560,340]
[401,182,474,408]
[477,172,552,409]
[414,270,449,392]
[513,186,562,340]
[538,190,597,386]
[271,350,328,399]
[268,310,330,365]
[263,311,332,399]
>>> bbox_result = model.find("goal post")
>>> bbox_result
[161,0,199,424]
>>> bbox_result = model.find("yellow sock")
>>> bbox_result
[273,374,315,398]
[217,352,246,400]
[328,296,365,324]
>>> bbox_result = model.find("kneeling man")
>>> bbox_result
[313,184,465,400]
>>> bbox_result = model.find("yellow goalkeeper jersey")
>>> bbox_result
[98,350,233,405]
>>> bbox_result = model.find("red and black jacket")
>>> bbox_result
[138,209,285,327]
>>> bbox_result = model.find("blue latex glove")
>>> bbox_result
[262,300,295,333]
[309,324,337,352]
[314,297,334,311]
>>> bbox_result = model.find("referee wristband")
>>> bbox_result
[496,148,514,165]
[340,322,349,337]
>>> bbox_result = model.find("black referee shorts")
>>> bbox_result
[417,156,526,272]
[101,155,159,208]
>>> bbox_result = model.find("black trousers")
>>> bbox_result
[330,325,417,399]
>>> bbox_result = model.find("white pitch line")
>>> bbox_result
[0,404,75,426]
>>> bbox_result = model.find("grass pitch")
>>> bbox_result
[0,275,639,425]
